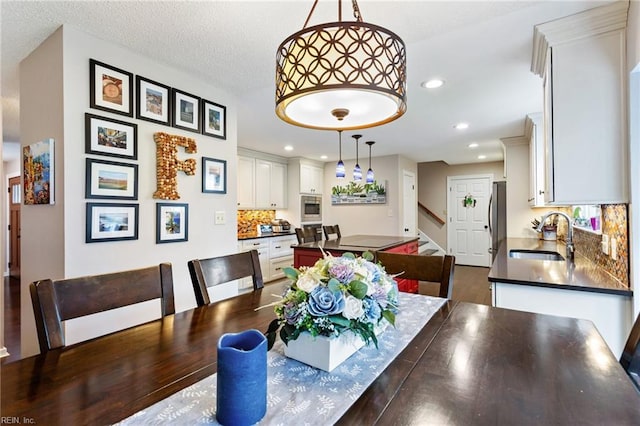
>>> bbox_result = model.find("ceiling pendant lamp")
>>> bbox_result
[336,130,345,178]
[353,134,362,181]
[366,140,375,183]
[275,0,407,131]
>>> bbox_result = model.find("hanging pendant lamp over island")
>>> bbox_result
[366,140,375,183]
[353,134,362,181]
[336,130,345,178]
[275,0,407,130]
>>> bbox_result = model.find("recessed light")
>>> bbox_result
[284,145,294,151]
[320,155,328,160]
[454,122,469,130]
[421,79,444,89]
[478,154,486,160]
[468,142,479,148]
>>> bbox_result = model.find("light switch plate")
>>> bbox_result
[611,237,617,260]
[215,211,226,225]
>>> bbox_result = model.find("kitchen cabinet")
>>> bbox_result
[237,156,255,208]
[255,159,287,209]
[532,2,628,204]
[239,234,296,286]
[525,113,545,207]
[300,163,323,194]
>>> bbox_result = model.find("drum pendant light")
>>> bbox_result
[275,0,407,130]
[353,134,362,181]
[366,141,375,183]
[336,130,345,178]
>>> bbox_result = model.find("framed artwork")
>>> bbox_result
[136,76,171,125]
[86,202,138,243]
[85,158,138,200]
[23,138,55,205]
[172,89,200,133]
[89,59,133,117]
[156,203,189,243]
[85,113,138,160]
[201,99,226,139]
[202,157,227,194]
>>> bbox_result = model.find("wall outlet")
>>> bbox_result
[215,211,226,225]
[601,234,610,255]
[611,237,617,260]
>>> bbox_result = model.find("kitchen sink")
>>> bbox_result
[508,249,565,261]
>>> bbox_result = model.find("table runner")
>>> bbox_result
[117,293,446,425]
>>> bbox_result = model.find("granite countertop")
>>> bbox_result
[237,231,296,241]
[488,238,632,296]
[293,235,419,252]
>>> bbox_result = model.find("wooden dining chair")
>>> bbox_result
[30,263,175,353]
[323,224,342,240]
[374,252,455,299]
[188,250,264,306]
[295,227,319,244]
[621,312,640,390]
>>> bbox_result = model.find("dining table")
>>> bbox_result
[3,281,640,425]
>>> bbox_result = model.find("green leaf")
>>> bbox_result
[382,309,396,327]
[283,267,299,281]
[349,280,368,299]
[264,318,281,351]
[328,278,341,292]
[341,252,356,259]
[329,315,350,327]
[361,251,374,262]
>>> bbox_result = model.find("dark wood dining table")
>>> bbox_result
[3,282,640,425]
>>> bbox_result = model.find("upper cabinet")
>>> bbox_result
[525,113,545,207]
[531,1,628,205]
[299,163,324,195]
[237,156,255,208]
[237,149,288,210]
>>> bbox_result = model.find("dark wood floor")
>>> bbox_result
[1,265,490,363]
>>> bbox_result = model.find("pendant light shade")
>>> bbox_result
[366,141,375,183]
[336,130,345,178]
[275,0,407,130]
[353,134,362,181]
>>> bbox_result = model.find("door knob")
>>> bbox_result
[484,225,488,229]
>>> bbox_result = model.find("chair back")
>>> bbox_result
[621,313,640,389]
[30,263,175,352]
[188,250,264,306]
[295,227,319,244]
[323,225,342,240]
[374,252,455,299]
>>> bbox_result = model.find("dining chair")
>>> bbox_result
[374,252,455,299]
[30,263,175,353]
[621,312,640,390]
[295,227,319,244]
[322,224,342,240]
[188,250,264,306]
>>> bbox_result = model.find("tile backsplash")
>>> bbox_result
[237,210,276,235]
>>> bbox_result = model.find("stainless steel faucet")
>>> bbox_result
[536,211,574,260]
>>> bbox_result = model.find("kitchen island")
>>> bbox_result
[488,237,633,357]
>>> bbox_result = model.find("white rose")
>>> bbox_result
[343,296,365,320]
[297,273,320,293]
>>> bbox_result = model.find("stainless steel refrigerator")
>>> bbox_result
[489,181,507,261]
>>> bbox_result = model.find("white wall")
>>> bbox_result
[19,26,239,356]
[3,158,19,276]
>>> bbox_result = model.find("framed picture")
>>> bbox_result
[89,59,133,117]
[85,158,138,200]
[201,99,226,139]
[23,138,55,205]
[136,76,171,125]
[156,203,189,243]
[172,89,200,133]
[85,113,138,160]
[202,157,227,194]
[86,202,138,243]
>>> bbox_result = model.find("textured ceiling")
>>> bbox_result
[1,0,612,164]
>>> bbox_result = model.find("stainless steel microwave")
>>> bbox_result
[301,195,322,222]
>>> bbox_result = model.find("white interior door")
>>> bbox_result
[402,170,416,237]
[447,175,491,267]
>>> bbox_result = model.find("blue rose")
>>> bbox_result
[307,286,345,316]
[363,297,381,322]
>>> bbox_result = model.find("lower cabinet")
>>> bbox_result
[491,281,632,357]
[239,235,297,290]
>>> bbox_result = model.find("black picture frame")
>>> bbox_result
[201,99,227,140]
[156,202,189,244]
[201,157,227,194]
[136,75,171,125]
[171,89,200,133]
[85,113,138,160]
[85,158,138,200]
[86,202,139,243]
[89,59,134,117]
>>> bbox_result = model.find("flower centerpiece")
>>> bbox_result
[264,251,399,370]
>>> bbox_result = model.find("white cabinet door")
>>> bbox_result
[237,156,255,208]
[300,163,323,194]
[270,162,287,208]
[527,113,545,207]
[242,238,270,282]
[254,160,288,209]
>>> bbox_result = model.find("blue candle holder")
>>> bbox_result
[216,329,267,425]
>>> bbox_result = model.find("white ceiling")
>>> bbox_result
[1,0,612,164]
